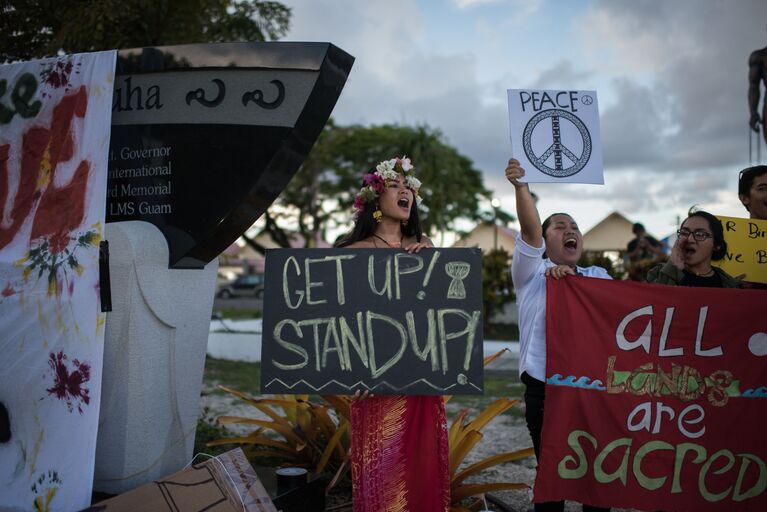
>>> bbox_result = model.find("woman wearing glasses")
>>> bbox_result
[647,209,741,288]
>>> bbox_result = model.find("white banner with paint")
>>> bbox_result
[507,89,604,184]
[0,51,115,510]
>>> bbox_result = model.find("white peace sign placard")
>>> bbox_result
[507,89,604,184]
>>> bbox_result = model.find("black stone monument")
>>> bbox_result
[107,42,354,268]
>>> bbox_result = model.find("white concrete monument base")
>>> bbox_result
[93,221,218,494]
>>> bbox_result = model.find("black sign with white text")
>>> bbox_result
[261,248,484,395]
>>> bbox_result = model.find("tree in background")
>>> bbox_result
[329,124,490,237]
[254,120,349,249]
[482,248,514,334]
[0,0,291,61]
[251,122,491,250]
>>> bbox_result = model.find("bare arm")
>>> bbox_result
[504,158,542,247]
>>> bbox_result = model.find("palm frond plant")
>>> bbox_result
[447,349,535,510]
[447,396,535,509]
[207,387,352,482]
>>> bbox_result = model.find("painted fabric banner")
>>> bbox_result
[0,51,115,510]
[537,277,767,511]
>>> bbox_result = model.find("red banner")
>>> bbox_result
[537,277,767,511]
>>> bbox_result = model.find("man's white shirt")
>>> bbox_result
[512,235,612,382]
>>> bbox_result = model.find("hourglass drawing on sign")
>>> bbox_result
[445,261,471,299]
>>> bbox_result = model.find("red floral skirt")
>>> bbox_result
[351,395,450,512]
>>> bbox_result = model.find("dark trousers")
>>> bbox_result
[522,372,610,512]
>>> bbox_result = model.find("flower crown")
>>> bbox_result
[352,156,423,216]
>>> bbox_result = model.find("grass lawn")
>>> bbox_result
[202,357,261,396]
[211,307,263,319]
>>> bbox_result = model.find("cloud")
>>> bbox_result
[452,0,500,8]
[283,0,422,83]
[283,0,506,174]
[574,0,767,174]
[531,60,594,90]
[452,0,542,17]
[574,4,676,75]
[600,78,668,170]
[280,0,767,235]
[555,0,767,234]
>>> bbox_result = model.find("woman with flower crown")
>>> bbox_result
[336,157,451,512]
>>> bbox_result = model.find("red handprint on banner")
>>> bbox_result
[1,85,100,296]
[0,85,91,251]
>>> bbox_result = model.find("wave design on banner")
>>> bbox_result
[742,387,767,398]
[546,374,606,391]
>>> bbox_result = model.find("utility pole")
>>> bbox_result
[491,198,501,251]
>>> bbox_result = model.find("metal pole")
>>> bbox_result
[490,198,501,252]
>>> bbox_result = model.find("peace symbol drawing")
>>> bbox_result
[507,89,604,184]
[522,108,592,177]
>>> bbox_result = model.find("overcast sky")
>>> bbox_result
[281,0,767,238]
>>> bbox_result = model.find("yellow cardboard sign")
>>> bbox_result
[714,216,767,284]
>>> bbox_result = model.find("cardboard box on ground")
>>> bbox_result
[91,448,276,512]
